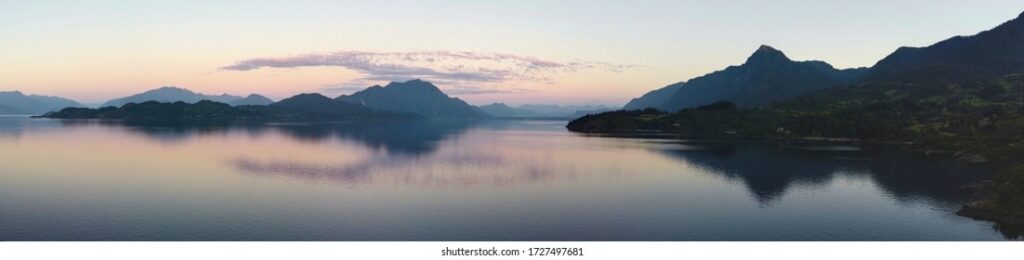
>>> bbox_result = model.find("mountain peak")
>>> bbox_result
[153,86,189,91]
[273,93,332,106]
[228,94,274,106]
[757,44,778,51]
[382,79,445,96]
[336,79,488,119]
[145,86,197,95]
[746,45,791,65]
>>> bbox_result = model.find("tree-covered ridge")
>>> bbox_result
[41,98,420,123]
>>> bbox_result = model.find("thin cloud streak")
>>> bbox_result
[222,50,637,95]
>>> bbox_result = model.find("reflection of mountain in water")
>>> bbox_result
[84,120,477,157]
[227,120,582,187]
[273,120,478,156]
[52,119,271,143]
[661,144,992,206]
[229,151,534,187]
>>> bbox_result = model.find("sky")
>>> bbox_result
[2,0,1023,106]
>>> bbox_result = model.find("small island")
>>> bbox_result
[39,95,420,123]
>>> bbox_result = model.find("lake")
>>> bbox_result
[0,116,1012,240]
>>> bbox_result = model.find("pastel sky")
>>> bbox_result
[2,0,1023,106]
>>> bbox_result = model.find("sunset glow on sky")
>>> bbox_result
[2,0,1023,105]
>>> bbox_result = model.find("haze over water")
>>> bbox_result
[0,117,1009,240]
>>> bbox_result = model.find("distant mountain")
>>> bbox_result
[0,91,84,115]
[336,79,488,119]
[229,94,274,106]
[480,103,546,118]
[565,108,616,119]
[624,45,868,111]
[622,82,685,111]
[481,103,614,118]
[101,86,268,108]
[518,104,614,116]
[0,104,26,115]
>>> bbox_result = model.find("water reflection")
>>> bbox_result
[229,153,565,187]
[0,116,63,139]
[0,117,1011,240]
[227,120,578,187]
[271,120,477,156]
[659,143,991,206]
[58,119,477,156]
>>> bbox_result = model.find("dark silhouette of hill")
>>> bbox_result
[869,11,1024,85]
[43,93,417,122]
[255,93,413,120]
[624,45,868,111]
[337,79,488,119]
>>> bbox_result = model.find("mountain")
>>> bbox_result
[866,10,1024,88]
[336,79,489,119]
[624,45,868,111]
[101,87,251,108]
[479,103,547,118]
[0,104,26,115]
[229,94,274,106]
[518,104,614,116]
[0,91,84,115]
[481,103,615,118]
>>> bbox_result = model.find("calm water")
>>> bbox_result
[0,116,1012,240]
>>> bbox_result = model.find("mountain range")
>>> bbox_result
[100,87,272,108]
[0,91,84,115]
[479,103,614,118]
[40,79,494,121]
[625,45,869,111]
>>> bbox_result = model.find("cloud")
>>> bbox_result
[222,50,636,95]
